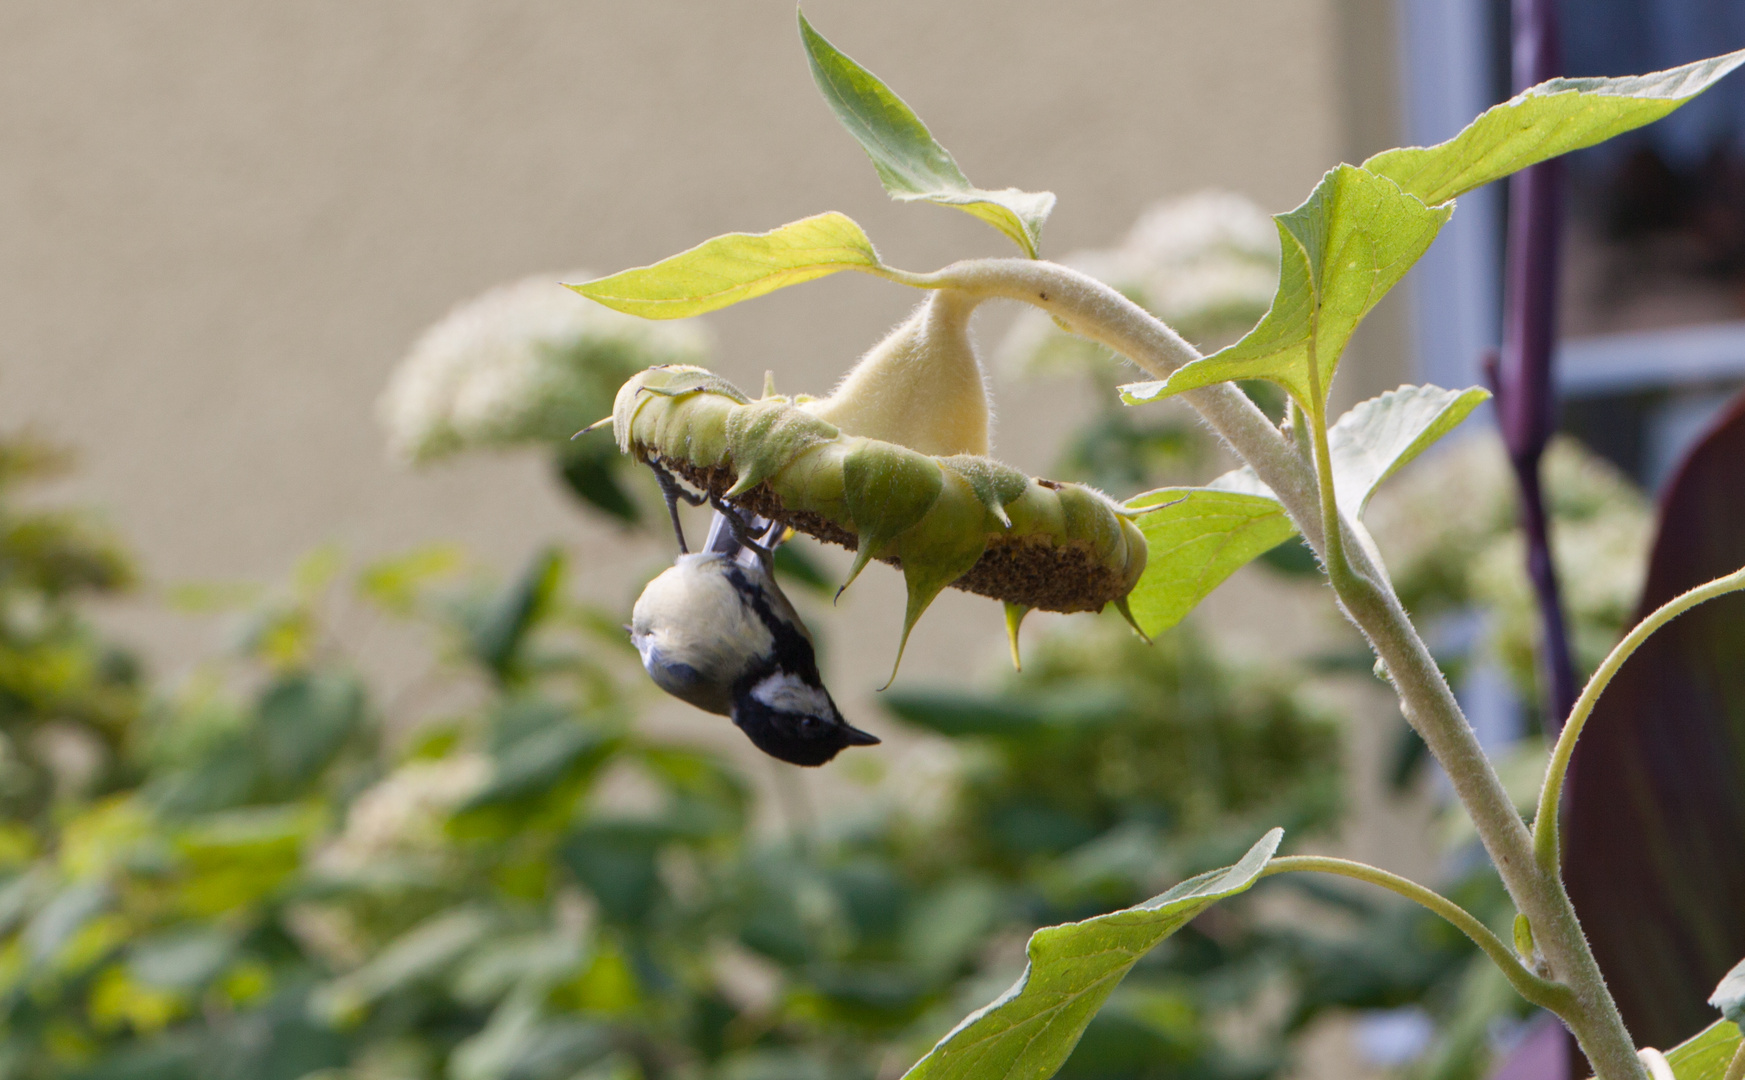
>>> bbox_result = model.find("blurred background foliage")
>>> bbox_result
[0,417,1529,1080]
[0,192,1670,1080]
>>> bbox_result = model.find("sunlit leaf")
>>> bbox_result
[900,829,1280,1080]
[799,11,1054,257]
[1327,384,1490,513]
[1366,49,1745,206]
[1122,481,1297,638]
[1667,1017,1743,1080]
[1119,166,1449,415]
[570,212,881,319]
[1118,385,1486,635]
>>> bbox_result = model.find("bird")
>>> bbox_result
[630,461,880,766]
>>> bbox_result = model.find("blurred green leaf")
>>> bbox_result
[127,927,235,991]
[561,820,670,925]
[883,685,1127,737]
[451,989,613,1080]
[469,547,565,684]
[772,539,834,597]
[357,543,465,615]
[24,881,109,964]
[1366,49,1745,205]
[903,879,1002,977]
[798,11,1054,257]
[570,213,881,319]
[256,672,364,792]
[465,699,612,809]
[451,929,584,1007]
[558,434,642,525]
[900,829,1281,1080]
[172,806,316,916]
[312,907,494,1023]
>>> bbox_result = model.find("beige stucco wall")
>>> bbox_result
[0,2,1416,818]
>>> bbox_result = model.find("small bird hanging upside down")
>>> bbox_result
[629,460,880,766]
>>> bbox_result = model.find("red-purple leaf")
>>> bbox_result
[1563,389,1745,1050]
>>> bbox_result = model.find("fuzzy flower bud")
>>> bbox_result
[802,289,990,457]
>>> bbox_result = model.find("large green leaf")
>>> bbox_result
[569,212,881,319]
[1327,384,1490,514]
[1120,166,1449,415]
[1667,1018,1743,1080]
[1118,384,1485,635]
[799,11,1054,258]
[900,829,1281,1080]
[1366,49,1745,207]
[1122,478,1296,637]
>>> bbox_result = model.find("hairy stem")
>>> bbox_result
[1533,564,1745,872]
[1264,856,1569,1008]
[888,255,1648,1080]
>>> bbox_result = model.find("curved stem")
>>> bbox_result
[874,255,1644,1079]
[1533,564,1745,873]
[1264,855,1569,1008]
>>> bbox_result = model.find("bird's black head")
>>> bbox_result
[730,671,880,766]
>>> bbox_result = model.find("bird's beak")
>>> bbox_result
[840,723,881,747]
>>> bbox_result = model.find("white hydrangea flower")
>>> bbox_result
[999,191,1279,376]
[1368,433,1651,690]
[319,753,491,873]
[1122,191,1279,335]
[379,273,711,464]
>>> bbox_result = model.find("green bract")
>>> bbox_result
[611,366,1148,675]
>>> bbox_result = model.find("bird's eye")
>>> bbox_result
[799,715,824,735]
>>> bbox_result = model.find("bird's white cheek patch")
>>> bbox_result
[750,673,832,718]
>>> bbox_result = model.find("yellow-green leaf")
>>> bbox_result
[901,829,1281,1080]
[799,11,1054,257]
[1122,482,1296,637]
[1119,383,1486,634]
[1327,384,1490,513]
[1667,1017,1743,1080]
[1120,166,1449,416]
[1367,49,1745,206]
[569,212,881,319]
